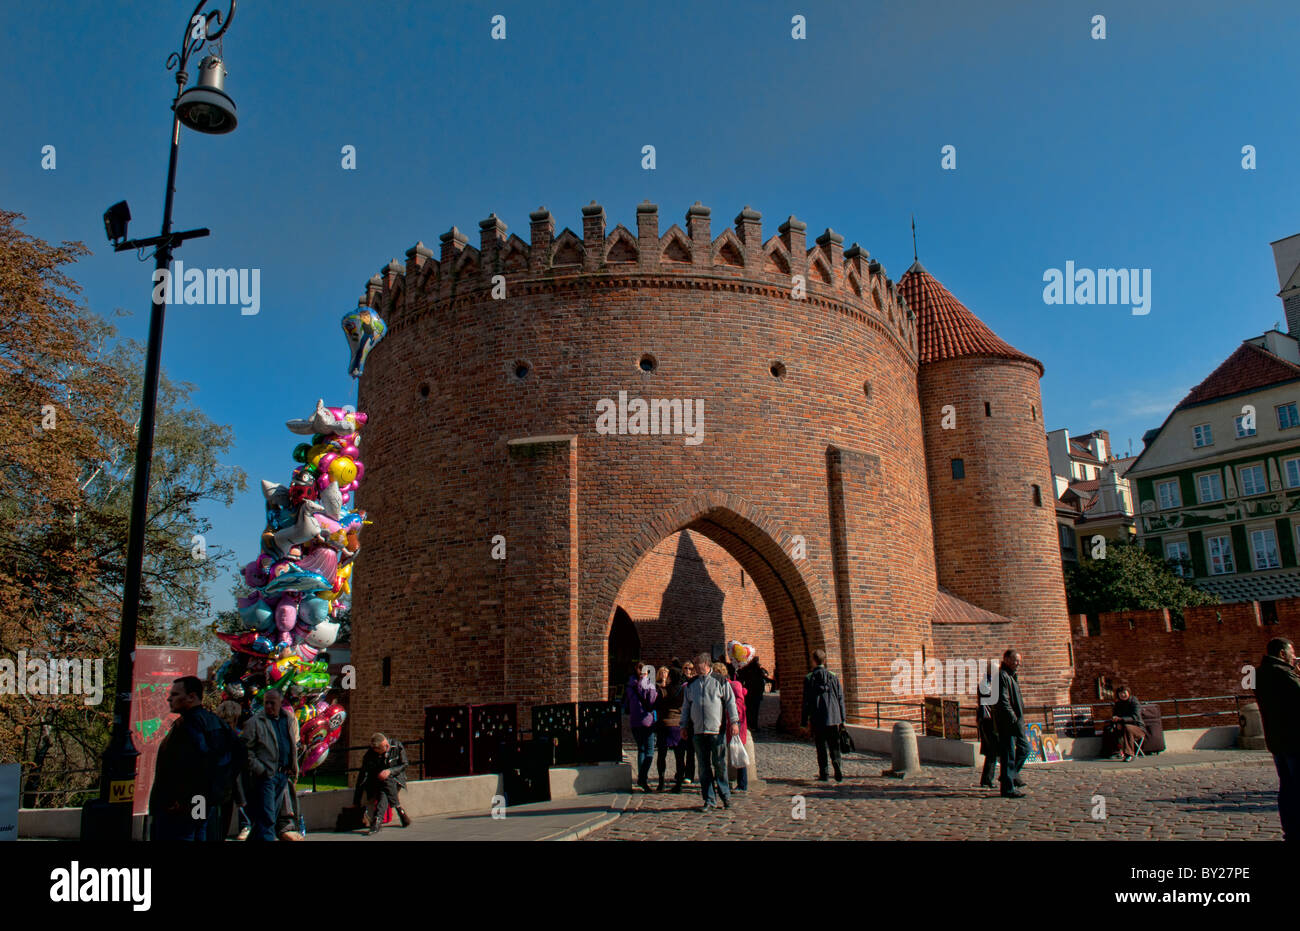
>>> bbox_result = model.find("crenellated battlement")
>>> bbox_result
[362,201,918,355]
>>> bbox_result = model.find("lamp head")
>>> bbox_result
[175,56,237,134]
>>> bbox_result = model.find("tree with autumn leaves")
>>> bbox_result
[0,210,245,804]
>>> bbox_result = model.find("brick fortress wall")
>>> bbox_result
[350,200,938,742]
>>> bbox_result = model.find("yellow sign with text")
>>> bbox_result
[109,780,135,804]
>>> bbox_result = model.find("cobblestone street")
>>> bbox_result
[585,728,1282,841]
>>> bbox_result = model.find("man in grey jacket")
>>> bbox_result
[679,652,740,811]
[242,689,299,840]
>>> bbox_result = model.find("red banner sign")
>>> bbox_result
[129,646,198,815]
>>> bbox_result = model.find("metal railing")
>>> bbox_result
[859,694,1252,741]
[304,737,426,792]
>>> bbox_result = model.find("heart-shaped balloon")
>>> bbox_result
[727,639,756,669]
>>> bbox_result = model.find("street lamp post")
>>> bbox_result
[80,0,238,841]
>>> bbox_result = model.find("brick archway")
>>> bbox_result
[593,493,829,728]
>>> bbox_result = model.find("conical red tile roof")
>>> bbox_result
[898,261,1043,375]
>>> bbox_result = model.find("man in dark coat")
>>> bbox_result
[353,733,411,833]
[976,671,999,788]
[1255,637,1300,841]
[801,648,846,782]
[737,657,767,739]
[995,649,1030,798]
[149,676,234,841]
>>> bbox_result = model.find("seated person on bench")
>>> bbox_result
[1099,684,1147,762]
[353,733,411,833]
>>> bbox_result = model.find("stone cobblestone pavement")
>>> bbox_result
[586,730,1281,841]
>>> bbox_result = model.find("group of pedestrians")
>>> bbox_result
[624,652,764,810]
[623,647,863,810]
[149,676,302,841]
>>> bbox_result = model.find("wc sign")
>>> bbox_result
[109,780,135,805]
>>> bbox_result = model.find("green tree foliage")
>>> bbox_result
[1064,536,1218,615]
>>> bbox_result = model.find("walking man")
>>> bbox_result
[149,676,232,841]
[801,649,846,782]
[241,689,299,840]
[995,649,1030,798]
[679,651,740,811]
[1254,637,1300,840]
[976,670,999,789]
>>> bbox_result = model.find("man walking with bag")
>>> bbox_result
[801,649,846,782]
[679,652,740,812]
[995,649,1030,799]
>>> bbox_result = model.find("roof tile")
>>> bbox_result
[1176,341,1300,410]
[932,586,1016,625]
[899,261,1043,374]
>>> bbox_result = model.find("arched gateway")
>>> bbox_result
[347,200,1074,748]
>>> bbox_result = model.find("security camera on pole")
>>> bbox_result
[81,0,239,842]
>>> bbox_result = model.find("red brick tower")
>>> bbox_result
[900,262,1073,704]
[350,202,938,741]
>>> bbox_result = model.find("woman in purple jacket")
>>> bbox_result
[624,662,658,792]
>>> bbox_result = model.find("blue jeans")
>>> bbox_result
[631,726,656,786]
[248,771,287,841]
[1274,752,1300,840]
[693,734,730,807]
[998,720,1030,794]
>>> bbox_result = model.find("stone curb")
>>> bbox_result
[542,794,631,841]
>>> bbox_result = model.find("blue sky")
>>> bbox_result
[3,0,1298,615]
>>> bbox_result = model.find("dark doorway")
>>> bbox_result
[607,606,641,701]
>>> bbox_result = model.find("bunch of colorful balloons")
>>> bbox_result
[211,307,386,772]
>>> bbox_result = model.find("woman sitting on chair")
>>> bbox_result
[1100,684,1147,762]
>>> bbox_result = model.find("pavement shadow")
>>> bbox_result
[1166,790,1276,814]
[760,774,995,802]
[442,804,616,821]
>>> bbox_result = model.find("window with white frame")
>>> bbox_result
[1235,414,1257,438]
[1250,527,1280,570]
[1196,472,1224,503]
[1286,456,1300,489]
[1165,539,1191,576]
[1239,464,1267,496]
[1193,423,1213,447]
[1206,535,1235,575]
[1156,479,1181,510]
[1278,403,1300,430]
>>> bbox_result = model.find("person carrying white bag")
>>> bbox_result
[714,661,754,791]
